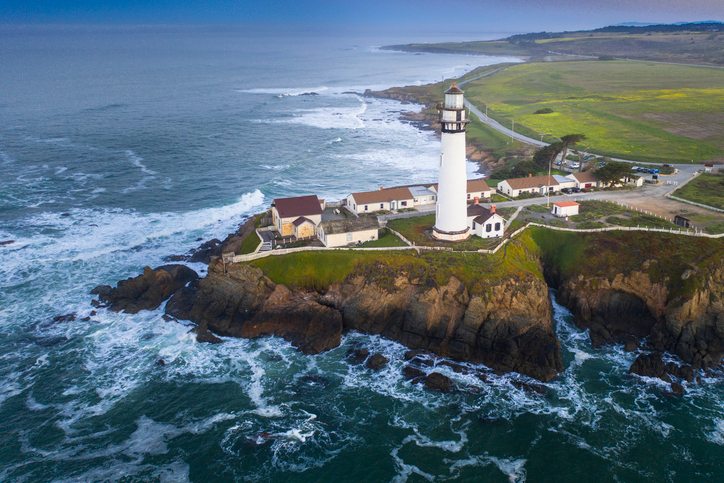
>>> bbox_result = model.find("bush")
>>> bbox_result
[534,108,554,114]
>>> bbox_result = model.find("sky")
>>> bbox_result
[1,0,722,34]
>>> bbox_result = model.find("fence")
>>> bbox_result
[224,220,721,263]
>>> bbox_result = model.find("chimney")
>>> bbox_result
[474,196,479,205]
[490,204,496,214]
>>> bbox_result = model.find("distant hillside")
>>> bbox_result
[383,22,724,66]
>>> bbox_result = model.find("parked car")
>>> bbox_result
[561,187,574,194]
[568,162,581,169]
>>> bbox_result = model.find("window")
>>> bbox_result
[364,205,368,211]
[486,224,492,233]
[380,203,384,209]
[346,233,353,242]
[401,201,407,207]
[472,222,476,229]
[467,193,471,200]
[495,222,500,231]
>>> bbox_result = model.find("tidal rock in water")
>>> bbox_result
[629,352,695,383]
[188,238,223,264]
[0,240,14,246]
[423,372,453,392]
[402,365,425,382]
[366,353,389,371]
[92,265,198,314]
[193,324,223,344]
[52,313,76,323]
[347,348,369,365]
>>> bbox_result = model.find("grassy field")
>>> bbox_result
[672,173,724,209]
[239,231,261,254]
[359,229,408,247]
[387,214,505,251]
[250,236,543,293]
[462,61,724,163]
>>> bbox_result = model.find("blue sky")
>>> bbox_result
[1,1,722,32]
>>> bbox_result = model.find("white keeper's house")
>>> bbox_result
[467,202,505,238]
[497,175,560,198]
[567,171,600,189]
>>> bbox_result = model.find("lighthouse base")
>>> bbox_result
[432,226,470,242]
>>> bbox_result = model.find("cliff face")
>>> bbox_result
[165,258,562,381]
[92,230,722,384]
[540,231,724,371]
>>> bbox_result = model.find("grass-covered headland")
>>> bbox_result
[248,228,723,298]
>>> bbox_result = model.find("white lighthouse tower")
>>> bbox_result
[433,82,470,241]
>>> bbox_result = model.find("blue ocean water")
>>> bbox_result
[0,26,722,481]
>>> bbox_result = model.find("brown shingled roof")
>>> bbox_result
[350,187,414,205]
[569,171,597,183]
[503,175,560,190]
[429,178,491,193]
[273,195,322,218]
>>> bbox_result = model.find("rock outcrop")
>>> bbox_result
[165,262,343,354]
[322,266,561,381]
[165,258,562,381]
[92,265,198,314]
[555,263,724,372]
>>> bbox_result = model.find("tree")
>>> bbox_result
[532,141,563,170]
[594,161,633,186]
[559,133,587,168]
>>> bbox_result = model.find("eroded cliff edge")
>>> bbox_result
[93,228,723,383]
[163,240,562,382]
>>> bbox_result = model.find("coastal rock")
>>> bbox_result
[402,365,425,382]
[423,372,453,392]
[366,353,389,371]
[52,313,76,323]
[0,240,14,246]
[168,261,343,354]
[629,352,695,383]
[93,265,198,314]
[555,259,724,372]
[194,324,223,344]
[347,348,370,365]
[327,269,562,381]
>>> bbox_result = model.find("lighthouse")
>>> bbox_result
[433,82,470,241]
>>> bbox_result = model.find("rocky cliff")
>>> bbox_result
[92,229,723,384]
[535,229,724,373]
[162,257,562,381]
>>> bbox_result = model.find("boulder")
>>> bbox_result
[366,353,389,371]
[93,265,198,314]
[347,348,369,365]
[402,365,425,382]
[194,325,223,344]
[629,352,695,383]
[423,372,453,392]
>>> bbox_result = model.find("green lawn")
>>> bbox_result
[387,214,502,251]
[672,173,724,210]
[359,229,408,247]
[463,61,724,163]
[239,231,261,254]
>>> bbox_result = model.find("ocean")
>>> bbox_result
[0,26,721,482]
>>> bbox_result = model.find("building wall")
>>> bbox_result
[347,195,414,214]
[552,205,579,217]
[294,222,316,239]
[472,214,505,238]
[466,189,493,201]
[436,130,469,233]
[319,228,378,247]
